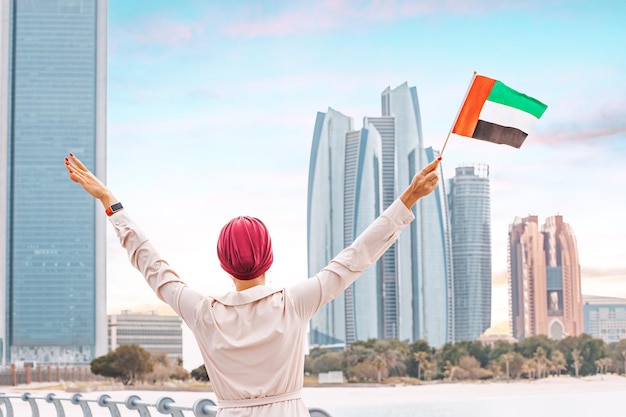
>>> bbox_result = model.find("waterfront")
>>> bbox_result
[2,375,625,417]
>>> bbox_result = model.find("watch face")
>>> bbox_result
[111,202,123,211]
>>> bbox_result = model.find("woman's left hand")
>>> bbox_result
[65,153,117,208]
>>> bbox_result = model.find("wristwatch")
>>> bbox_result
[105,202,124,216]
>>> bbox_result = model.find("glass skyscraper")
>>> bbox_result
[448,165,491,341]
[0,0,107,365]
[307,83,453,348]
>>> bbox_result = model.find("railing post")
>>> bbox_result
[20,393,40,417]
[309,407,333,417]
[70,393,93,417]
[45,393,66,417]
[97,394,122,417]
[0,394,15,417]
[192,399,217,417]
[155,397,185,417]
[125,395,153,417]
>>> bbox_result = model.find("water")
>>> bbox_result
[2,376,624,416]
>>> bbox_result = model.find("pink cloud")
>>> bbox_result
[130,20,204,46]
[223,0,535,38]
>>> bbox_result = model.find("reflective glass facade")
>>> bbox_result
[583,295,626,344]
[307,83,453,348]
[1,0,107,364]
[307,108,353,346]
[449,165,491,341]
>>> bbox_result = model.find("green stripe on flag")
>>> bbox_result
[487,81,548,119]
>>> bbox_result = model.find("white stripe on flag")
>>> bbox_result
[478,100,540,134]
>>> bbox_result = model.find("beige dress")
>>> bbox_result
[109,198,414,416]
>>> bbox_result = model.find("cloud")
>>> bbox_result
[223,0,539,38]
[133,21,202,46]
[532,126,626,144]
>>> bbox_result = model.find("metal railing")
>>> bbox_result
[0,392,332,417]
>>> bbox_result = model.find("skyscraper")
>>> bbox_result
[508,215,583,340]
[0,0,107,365]
[448,165,492,341]
[307,82,453,348]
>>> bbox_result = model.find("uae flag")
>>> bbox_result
[452,74,548,148]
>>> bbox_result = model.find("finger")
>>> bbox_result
[69,153,88,171]
[421,158,440,174]
[64,157,75,172]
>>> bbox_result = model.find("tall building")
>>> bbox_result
[583,295,626,344]
[508,215,583,340]
[307,82,453,348]
[108,311,183,362]
[448,165,491,341]
[0,0,107,365]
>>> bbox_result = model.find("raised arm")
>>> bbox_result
[64,154,202,326]
[65,153,118,211]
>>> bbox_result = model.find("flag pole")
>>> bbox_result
[439,71,478,158]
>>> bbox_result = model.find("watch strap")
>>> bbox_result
[106,202,123,216]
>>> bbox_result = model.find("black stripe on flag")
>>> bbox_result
[473,120,528,148]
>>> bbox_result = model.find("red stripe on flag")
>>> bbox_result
[452,75,496,137]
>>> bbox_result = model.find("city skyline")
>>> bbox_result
[307,82,453,348]
[100,1,623,367]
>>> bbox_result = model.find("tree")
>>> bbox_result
[607,339,626,374]
[458,355,492,380]
[371,355,387,383]
[344,343,374,381]
[533,346,548,378]
[91,344,153,385]
[437,342,468,375]
[572,349,582,377]
[516,335,555,359]
[488,340,515,363]
[499,352,516,379]
[413,351,428,380]
[311,352,343,374]
[443,360,459,381]
[595,357,612,375]
[90,352,119,379]
[509,352,526,379]
[559,334,608,376]
[148,352,172,384]
[113,344,154,385]
[550,350,567,377]
[457,340,491,368]
[521,358,537,379]
[406,339,433,378]
[578,335,609,376]
[191,364,209,381]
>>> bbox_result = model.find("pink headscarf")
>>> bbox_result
[217,216,273,280]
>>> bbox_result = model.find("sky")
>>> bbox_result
[103,0,626,367]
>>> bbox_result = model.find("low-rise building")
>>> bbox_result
[108,310,183,361]
[583,295,626,343]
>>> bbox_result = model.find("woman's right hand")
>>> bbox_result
[400,158,441,209]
